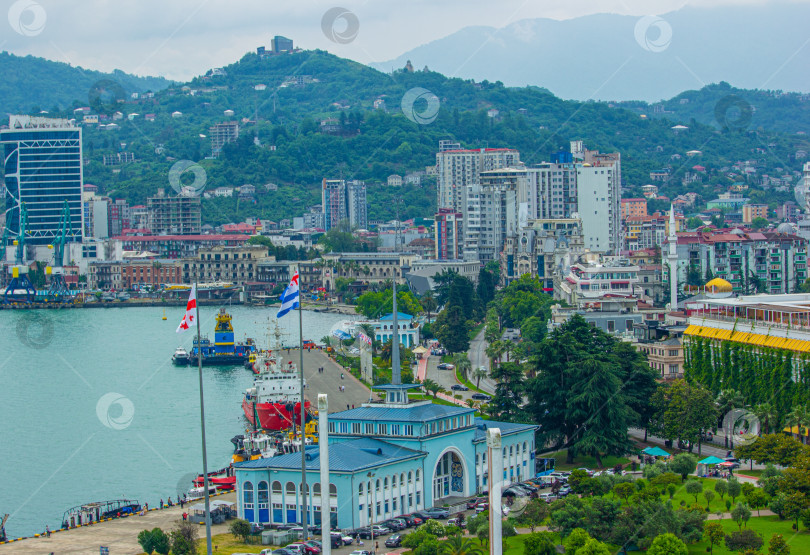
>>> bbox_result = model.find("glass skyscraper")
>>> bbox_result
[2,115,84,246]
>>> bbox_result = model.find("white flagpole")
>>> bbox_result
[298,267,308,541]
[195,279,213,555]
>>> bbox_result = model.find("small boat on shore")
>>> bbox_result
[61,499,141,528]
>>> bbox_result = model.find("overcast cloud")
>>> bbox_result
[0,0,803,81]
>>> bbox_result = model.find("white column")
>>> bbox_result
[487,428,503,555]
[318,394,331,555]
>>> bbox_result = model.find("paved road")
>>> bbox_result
[282,349,375,411]
[628,428,765,476]
[468,328,496,394]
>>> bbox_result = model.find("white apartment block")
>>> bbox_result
[464,168,525,262]
[436,147,520,215]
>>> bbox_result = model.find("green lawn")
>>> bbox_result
[653,477,755,514]
[455,367,487,394]
[676,516,809,554]
[468,322,485,341]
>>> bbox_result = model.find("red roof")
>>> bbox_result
[622,198,646,203]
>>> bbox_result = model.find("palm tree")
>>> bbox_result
[486,340,506,369]
[472,366,488,390]
[421,290,438,324]
[440,534,484,555]
[466,398,479,410]
[786,406,810,444]
[421,378,441,398]
[752,402,777,435]
[453,353,472,382]
[716,389,746,447]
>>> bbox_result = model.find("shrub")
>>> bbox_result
[725,529,764,552]
[647,533,688,555]
[229,519,251,543]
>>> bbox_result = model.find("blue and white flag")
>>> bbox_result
[277,271,300,318]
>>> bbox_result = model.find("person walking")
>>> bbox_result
[180,497,185,509]
[45,525,50,537]
[160,499,164,510]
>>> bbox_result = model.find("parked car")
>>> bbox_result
[350,551,372,555]
[424,507,450,518]
[385,535,403,548]
[539,493,557,503]
[400,514,423,527]
[358,525,391,538]
[471,393,491,401]
[285,544,318,555]
[447,517,465,528]
[466,497,487,510]
[450,384,469,391]
[474,503,489,514]
[411,511,434,521]
[437,363,455,370]
[341,534,354,545]
[328,534,344,548]
[381,519,404,531]
[558,486,572,497]
[304,541,322,553]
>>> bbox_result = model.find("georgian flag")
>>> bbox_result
[176,284,197,333]
[358,332,372,345]
[277,271,300,319]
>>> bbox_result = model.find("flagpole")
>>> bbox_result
[298,266,308,542]
[195,278,213,555]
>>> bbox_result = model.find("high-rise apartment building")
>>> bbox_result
[209,121,240,158]
[1,115,83,245]
[322,179,348,231]
[434,209,463,260]
[347,180,368,230]
[147,190,202,235]
[322,179,368,231]
[465,168,525,262]
[523,145,622,254]
[436,146,520,214]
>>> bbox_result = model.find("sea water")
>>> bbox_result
[0,305,345,537]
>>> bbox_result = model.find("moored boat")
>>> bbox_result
[171,346,190,365]
[184,308,257,366]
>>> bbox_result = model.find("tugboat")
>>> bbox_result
[242,324,311,431]
[186,308,257,366]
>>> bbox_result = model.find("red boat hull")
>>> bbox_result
[242,397,310,431]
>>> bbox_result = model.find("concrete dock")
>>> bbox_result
[0,492,236,554]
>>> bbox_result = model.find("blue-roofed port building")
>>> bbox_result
[233,385,536,530]
[374,312,420,348]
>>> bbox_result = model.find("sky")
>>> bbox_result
[1,0,805,81]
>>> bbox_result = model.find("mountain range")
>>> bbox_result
[370,3,810,102]
[0,48,807,226]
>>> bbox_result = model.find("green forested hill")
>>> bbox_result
[16,49,808,225]
[0,51,172,113]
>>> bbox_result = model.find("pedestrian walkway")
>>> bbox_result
[416,352,429,382]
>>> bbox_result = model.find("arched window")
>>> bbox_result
[285,481,296,496]
[384,477,389,490]
[272,481,282,495]
[509,445,513,456]
[330,484,337,498]
[258,481,269,507]
[523,441,528,454]
[416,469,421,483]
[299,483,309,495]
[244,481,255,505]
[313,483,321,496]
[392,475,397,488]
[408,471,413,484]
[359,483,364,496]
[400,472,405,485]
[376,479,381,493]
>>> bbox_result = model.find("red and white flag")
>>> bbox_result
[176,284,197,333]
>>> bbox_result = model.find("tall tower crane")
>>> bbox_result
[4,203,37,303]
[46,200,73,301]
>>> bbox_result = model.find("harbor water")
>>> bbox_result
[0,305,346,538]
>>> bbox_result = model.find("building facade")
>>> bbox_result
[668,230,808,295]
[182,245,270,285]
[146,193,202,235]
[374,312,420,348]
[122,260,183,289]
[1,115,84,245]
[464,168,524,262]
[434,209,462,260]
[234,395,536,530]
[210,121,240,157]
[436,146,520,217]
